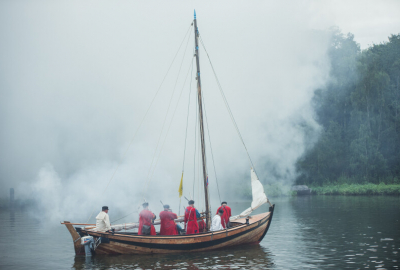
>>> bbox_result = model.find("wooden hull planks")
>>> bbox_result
[65,206,275,255]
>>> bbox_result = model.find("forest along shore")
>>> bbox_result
[263,183,400,197]
[235,33,400,199]
[310,183,400,195]
[294,32,400,193]
[235,182,400,198]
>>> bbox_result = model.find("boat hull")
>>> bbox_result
[66,205,274,255]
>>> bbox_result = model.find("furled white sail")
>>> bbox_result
[89,217,185,232]
[230,168,269,221]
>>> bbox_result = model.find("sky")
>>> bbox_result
[0,0,399,224]
[308,0,400,49]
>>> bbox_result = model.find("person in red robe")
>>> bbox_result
[138,202,156,235]
[184,200,199,234]
[198,218,206,232]
[159,204,178,235]
[216,201,232,228]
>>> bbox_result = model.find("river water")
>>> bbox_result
[1,196,399,269]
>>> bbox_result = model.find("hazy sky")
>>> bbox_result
[0,0,399,223]
[309,0,400,49]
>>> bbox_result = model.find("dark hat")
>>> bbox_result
[142,202,149,207]
[221,202,227,205]
[188,200,195,205]
[163,204,170,209]
[218,209,224,214]
[102,206,109,211]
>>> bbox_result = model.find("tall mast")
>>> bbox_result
[193,10,210,231]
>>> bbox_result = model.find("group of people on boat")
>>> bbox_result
[95,201,232,235]
[137,202,182,236]
[137,200,232,235]
[212,201,232,231]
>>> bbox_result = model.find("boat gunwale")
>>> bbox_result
[80,211,271,241]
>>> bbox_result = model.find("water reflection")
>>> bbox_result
[65,197,400,269]
[72,245,274,269]
[9,209,15,231]
[286,196,400,269]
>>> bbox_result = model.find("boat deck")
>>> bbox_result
[231,212,270,224]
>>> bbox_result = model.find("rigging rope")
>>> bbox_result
[179,53,195,216]
[111,210,138,223]
[193,85,198,198]
[202,93,222,203]
[85,23,193,224]
[146,56,195,188]
[198,35,258,174]
[143,26,193,197]
[198,142,200,206]
[182,51,195,172]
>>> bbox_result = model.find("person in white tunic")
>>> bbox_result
[96,206,111,232]
[210,209,224,231]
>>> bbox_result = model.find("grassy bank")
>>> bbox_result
[310,183,400,196]
[234,181,400,198]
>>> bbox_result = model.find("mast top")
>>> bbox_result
[194,10,196,19]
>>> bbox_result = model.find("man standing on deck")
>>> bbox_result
[138,202,156,235]
[210,209,224,231]
[184,200,199,234]
[198,216,206,232]
[195,209,206,232]
[96,206,112,232]
[216,201,232,228]
[159,205,178,235]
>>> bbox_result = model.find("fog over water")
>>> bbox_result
[0,1,399,225]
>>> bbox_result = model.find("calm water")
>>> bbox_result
[1,196,399,269]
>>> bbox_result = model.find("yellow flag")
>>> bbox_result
[178,172,183,198]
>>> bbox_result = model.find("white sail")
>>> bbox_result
[89,217,185,232]
[230,168,269,220]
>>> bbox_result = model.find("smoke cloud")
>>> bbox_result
[1,1,396,224]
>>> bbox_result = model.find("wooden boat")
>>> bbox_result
[64,210,274,255]
[63,11,275,255]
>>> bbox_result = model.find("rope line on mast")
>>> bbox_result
[193,84,198,198]
[179,53,195,215]
[146,56,195,188]
[85,23,193,224]
[198,141,201,205]
[198,35,257,174]
[202,93,222,204]
[181,53,195,172]
[193,17,211,230]
[143,26,193,197]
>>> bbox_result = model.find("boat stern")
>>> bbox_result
[63,221,85,255]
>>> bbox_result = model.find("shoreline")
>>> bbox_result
[236,182,400,199]
[309,183,400,196]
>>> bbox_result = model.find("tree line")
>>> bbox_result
[296,30,400,185]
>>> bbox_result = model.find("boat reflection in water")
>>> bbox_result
[72,244,274,269]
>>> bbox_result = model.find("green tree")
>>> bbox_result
[296,32,400,185]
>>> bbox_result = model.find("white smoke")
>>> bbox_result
[2,0,396,224]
